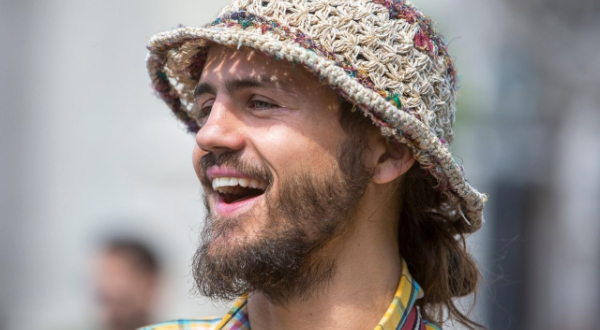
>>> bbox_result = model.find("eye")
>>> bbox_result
[248,98,278,110]
[200,104,213,117]
[198,100,214,117]
[195,99,214,127]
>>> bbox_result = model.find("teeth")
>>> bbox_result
[211,176,266,191]
[219,177,227,186]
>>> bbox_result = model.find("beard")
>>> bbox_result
[192,135,373,304]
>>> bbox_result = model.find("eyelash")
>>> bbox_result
[199,97,279,118]
[248,99,278,110]
[200,104,212,118]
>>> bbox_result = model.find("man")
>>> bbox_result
[95,238,161,330]
[143,0,487,329]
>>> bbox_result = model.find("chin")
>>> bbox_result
[204,205,268,251]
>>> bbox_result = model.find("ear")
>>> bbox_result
[371,138,415,184]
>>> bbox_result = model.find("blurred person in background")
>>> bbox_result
[94,238,161,330]
[141,0,488,329]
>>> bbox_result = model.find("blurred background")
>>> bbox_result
[0,0,598,329]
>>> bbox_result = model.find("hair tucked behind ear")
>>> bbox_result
[338,100,483,329]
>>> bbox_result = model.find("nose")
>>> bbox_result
[195,98,245,155]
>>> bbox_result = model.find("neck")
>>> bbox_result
[247,185,402,330]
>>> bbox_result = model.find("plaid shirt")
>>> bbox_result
[140,260,441,330]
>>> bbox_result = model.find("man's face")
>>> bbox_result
[191,44,373,303]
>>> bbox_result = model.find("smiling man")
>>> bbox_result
[143,0,487,329]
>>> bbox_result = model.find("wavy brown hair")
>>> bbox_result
[339,101,483,329]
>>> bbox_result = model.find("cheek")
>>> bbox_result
[254,123,345,176]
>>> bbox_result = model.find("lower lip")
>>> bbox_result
[214,193,262,216]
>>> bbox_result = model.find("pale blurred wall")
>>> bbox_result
[0,0,233,328]
[501,1,600,329]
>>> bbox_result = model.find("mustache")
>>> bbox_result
[198,152,274,188]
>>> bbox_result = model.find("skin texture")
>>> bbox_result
[192,44,415,330]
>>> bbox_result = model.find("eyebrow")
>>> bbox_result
[194,82,216,98]
[194,77,296,99]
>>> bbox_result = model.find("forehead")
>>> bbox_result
[201,44,325,92]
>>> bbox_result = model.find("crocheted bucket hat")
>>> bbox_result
[146,0,487,233]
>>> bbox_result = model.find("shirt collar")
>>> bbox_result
[375,258,424,330]
[214,259,424,330]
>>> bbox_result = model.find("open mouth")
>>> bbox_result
[211,177,267,204]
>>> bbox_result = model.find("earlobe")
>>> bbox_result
[372,140,415,184]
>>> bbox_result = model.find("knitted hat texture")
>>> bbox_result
[146,0,487,233]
